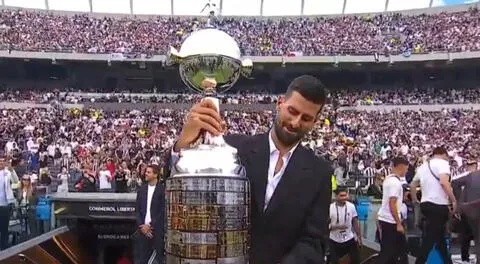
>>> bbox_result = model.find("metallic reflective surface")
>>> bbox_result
[167,28,252,94]
[165,28,251,264]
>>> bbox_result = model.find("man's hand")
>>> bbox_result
[357,238,363,247]
[174,99,224,152]
[139,224,153,238]
[396,223,405,234]
[450,201,457,214]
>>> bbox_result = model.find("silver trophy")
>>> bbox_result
[165,28,252,264]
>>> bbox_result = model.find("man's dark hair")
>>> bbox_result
[286,75,327,105]
[334,187,348,195]
[432,146,448,156]
[148,164,161,176]
[392,156,409,167]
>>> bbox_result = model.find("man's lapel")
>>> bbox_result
[264,146,312,216]
[243,134,270,215]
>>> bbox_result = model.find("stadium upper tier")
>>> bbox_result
[2,0,479,15]
[1,5,480,56]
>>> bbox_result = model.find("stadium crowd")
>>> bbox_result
[2,86,480,105]
[0,8,480,56]
[2,104,478,195]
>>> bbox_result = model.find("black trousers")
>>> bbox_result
[465,209,480,264]
[458,213,473,262]
[327,238,360,264]
[415,202,452,264]
[133,230,163,264]
[376,221,408,264]
[0,206,10,250]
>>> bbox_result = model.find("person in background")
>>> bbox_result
[134,164,165,264]
[5,161,20,197]
[410,147,455,264]
[115,161,130,193]
[452,160,480,263]
[75,168,96,192]
[98,163,113,192]
[56,167,69,193]
[452,160,477,264]
[0,158,18,249]
[367,175,383,199]
[18,175,38,237]
[328,187,361,264]
[376,157,410,264]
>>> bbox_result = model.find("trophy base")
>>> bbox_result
[165,175,250,264]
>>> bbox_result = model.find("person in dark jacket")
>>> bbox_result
[452,160,480,263]
[169,75,332,264]
[134,164,164,264]
[74,169,96,192]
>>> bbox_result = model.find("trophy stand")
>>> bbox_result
[165,28,253,264]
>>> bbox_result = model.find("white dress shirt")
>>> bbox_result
[264,131,298,210]
[144,184,156,225]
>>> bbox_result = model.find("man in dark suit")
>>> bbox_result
[134,164,165,264]
[170,75,333,264]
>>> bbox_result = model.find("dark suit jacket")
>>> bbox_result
[169,133,333,264]
[136,182,165,254]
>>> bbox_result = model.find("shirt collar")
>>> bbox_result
[268,129,299,159]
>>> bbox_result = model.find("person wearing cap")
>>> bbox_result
[452,160,480,263]
[410,146,455,264]
[376,156,410,264]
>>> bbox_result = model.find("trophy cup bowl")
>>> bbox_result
[165,28,252,264]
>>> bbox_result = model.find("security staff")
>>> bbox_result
[328,187,361,264]
[376,157,410,264]
[452,160,480,263]
[410,147,455,264]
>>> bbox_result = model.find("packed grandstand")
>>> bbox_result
[0,0,479,195]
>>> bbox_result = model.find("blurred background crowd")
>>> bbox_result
[0,8,480,56]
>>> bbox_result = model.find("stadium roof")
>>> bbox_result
[2,0,479,16]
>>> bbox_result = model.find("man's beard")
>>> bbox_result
[273,117,305,147]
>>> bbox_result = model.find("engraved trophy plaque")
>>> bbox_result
[165,28,253,264]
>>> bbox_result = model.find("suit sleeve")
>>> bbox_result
[136,187,143,227]
[282,159,333,264]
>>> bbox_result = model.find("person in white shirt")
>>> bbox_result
[0,158,18,250]
[410,146,455,264]
[328,187,361,264]
[376,157,410,264]
[98,164,113,192]
[56,167,70,193]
